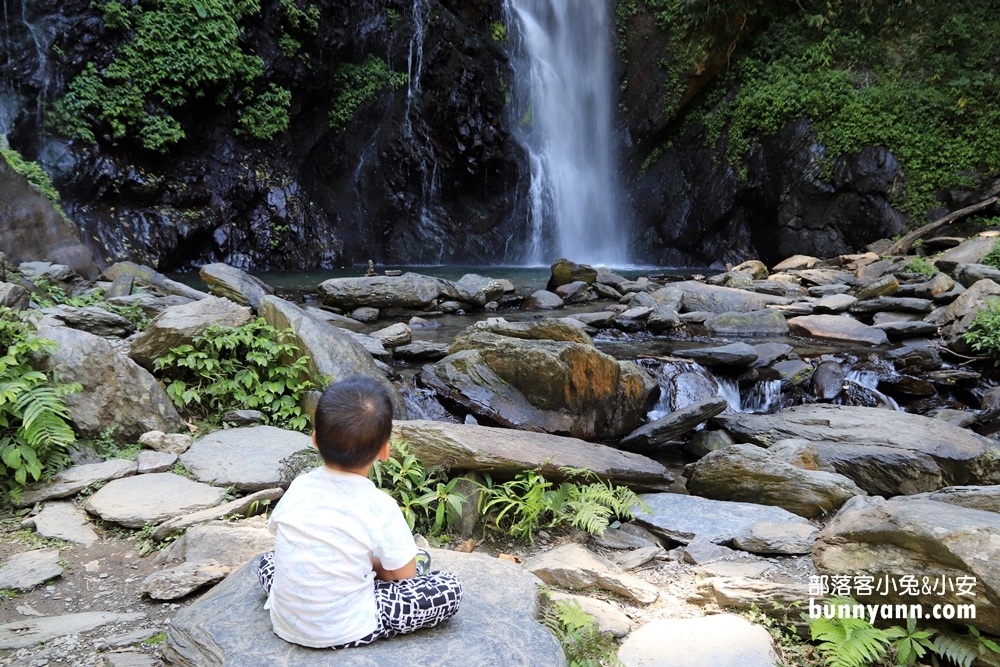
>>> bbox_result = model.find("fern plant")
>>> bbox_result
[809,597,890,667]
[540,595,624,667]
[932,626,1000,667]
[0,308,79,500]
[152,318,317,430]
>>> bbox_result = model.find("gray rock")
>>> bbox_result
[848,296,934,314]
[814,293,857,313]
[392,341,450,361]
[258,295,407,417]
[350,306,380,323]
[164,549,565,667]
[647,306,682,331]
[607,545,661,570]
[887,342,943,371]
[914,272,955,299]
[524,289,564,309]
[106,294,195,317]
[221,409,265,426]
[619,398,729,453]
[199,263,274,308]
[935,279,1000,353]
[811,360,845,400]
[0,550,62,591]
[33,326,185,439]
[934,236,996,272]
[569,311,618,328]
[370,322,412,347]
[554,281,590,303]
[591,282,623,300]
[931,408,978,428]
[142,561,234,601]
[596,267,626,287]
[772,255,819,271]
[0,611,146,650]
[674,343,758,367]
[452,274,505,306]
[684,444,865,518]
[179,426,313,492]
[15,459,137,508]
[770,359,814,387]
[137,450,178,474]
[548,258,598,289]
[104,262,208,301]
[0,282,29,310]
[23,502,99,547]
[393,420,673,492]
[546,592,632,638]
[650,285,684,311]
[302,307,366,331]
[37,305,135,337]
[854,274,899,300]
[872,320,938,338]
[128,296,252,369]
[619,280,659,294]
[163,518,274,568]
[104,274,133,299]
[902,485,1000,513]
[684,430,736,459]
[751,342,794,368]
[731,521,821,554]
[809,284,851,296]
[19,261,76,281]
[814,496,1000,634]
[675,281,766,313]
[618,615,779,667]
[524,544,658,604]
[592,527,657,550]
[704,309,788,336]
[954,262,1000,287]
[634,493,816,553]
[152,488,283,541]
[86,473,226,528]
[139,430,192,455]
[798,269,857,286]
[787,314,888,346]
[688,577,808,613]
[318,273,444,309]
[337,328,390,359]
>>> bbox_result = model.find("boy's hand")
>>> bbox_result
[373,557,417,581]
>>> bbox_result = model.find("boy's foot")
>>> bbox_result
[415,549,431,576]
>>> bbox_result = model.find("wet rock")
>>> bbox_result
[934,236,996,272]
[772,255,819,271]
[548,258,598,290]
[0,611,145,650]
[813,496,1000,634]
[887,343,943,371]
[684,444,865,518]
[23,502,99,547]
[854,274,899,300]
[0,550,62,591]
[704,309,788,336]
[317,273,443,310]
[139,431,192,455]
[393,420,672,492]
[34,326,185,439]
[86,473,226,528]
[36,305,135,337]
[675,281,767,313]
[137,450,177,474]
[453,274,505,307]
[634,493,816,553]
[674,342,758,366]
[141,562,232,601]
[15,459,137,508]
[814,293,857,313]
[371,322,412,347]
[547,592,632,638]
[771,359,814,387]
[787,314,888,346]
[878,375,936,398]
[524,544,658,604]
[393,341,450,361]
[955,262,1000,287]
[569,311,618,329]
[848,296,934,314]
[620,398,729,453]
[872,320,937,338]
[179,426,313,492]
[811,360,845,400]
[164,550,565,667]
[751,342,794,368]
[199,263,275,308]
[350,306,380,323]
[685,430,736,459]
[258,295,406,417]
[128,296,252,369]
[799,269,856,286]
[618,615,779,667]
[104,262,208,301]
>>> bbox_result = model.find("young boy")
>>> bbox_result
[256,376,463,649]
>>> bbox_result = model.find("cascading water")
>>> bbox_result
[507,0,627,266]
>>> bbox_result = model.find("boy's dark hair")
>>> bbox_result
[314,376,394,469]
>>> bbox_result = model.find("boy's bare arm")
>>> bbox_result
[372,557,417,581]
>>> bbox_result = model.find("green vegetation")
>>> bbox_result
[982,240,1000,269]
[90,426,142,461]
[540,594,624,667]
[29,277,149,330]
[52,0,265,151]
[0,145,64,216]
[153,318,319,430]
[370,440,465,535]
[278,0,319,33]
[902,256,937,276]
[385,8,402,31]
[0,308,79,501]
[490,21,508,44]
[964,298,1000,364]
[329,55,408,130]
[237,84,292,140]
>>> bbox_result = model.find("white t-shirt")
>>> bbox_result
[265,465,418,647]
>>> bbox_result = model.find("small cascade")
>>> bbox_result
[845,367,901,411]
[506,0,627,266]
[398,379,460,423]
[644,359,783,421]
[714,377,783,414]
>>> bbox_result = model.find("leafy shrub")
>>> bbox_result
[964,298,1000,364]
[902,256,937,276]
[982,240,1000,269]
[0,308,79,499]
[540,595,624,667]
[0,145,64,216]
[329,55,408,130]
[153,318,318,430]
[370,440,465,535]
[29,277,148,330]
[478,467,647,543]
[237,84,292,140]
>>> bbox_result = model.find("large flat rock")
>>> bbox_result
[618,615,779,667]
[16,458,137,508]
[86,473,226,528]
[0,611,146,650]
[317,273,444,310]
[675,281,767,314]
[634,493,816,554]
[24,502,99,547]
[178,426,313,492]
[393,420,673,492]
[163,549,565,667]
[0,550,62,591]
[787,314,888,346]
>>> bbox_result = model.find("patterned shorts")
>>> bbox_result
[257,550,463,649]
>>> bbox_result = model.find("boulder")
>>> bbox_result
[370,323,412,347]
[178,426,313,492]
[338,328,390,359]
[554,280,590,303]
[717,404,1000,495]
[161,518,274,568]
[954,262,1000,287]
[547,592,632,638]
[703,310,788,336]
[688,577,808,613]
[137,450,177,474]
[128,296,252,369]
[350,306,380,323]
[683,444,865,518]
[675,281,767,313]
[673,343,758,367]
[317,273,444,310]
[813,496,1000,634]
[914,272,955,299]
[421,320,655,440]
[164,549,565,667]
[770,359,814,387]
[453,274,505,307]
[302,307,366,331]
[619,398,729,453]
[647,306,682,331]
[258,296,407,417]
[634,493,817,554]
[772,255,819,271]
[33,326,184,440]
[751,342,794,367]
[523,544,658,604]
[524,289,564,309]
[618,615,779,667]
[142,562,233,601]
[810,360,845,400]
[152,488,284,541]
[104,262,208,301]
[22,502,99,546]
[139,430,193,455]
[106,294,195,317]
[798,269,857,286]
[15,459,137,508]
[854,274,899,301]
[872,320,937,339]
[392,420,673,492]
[0,550,62,591]
[0,282,29,310]
[36,305,134,337]
[814,294,857,313]
[104,274,133,299]
[848,296,934,314]
[901,485,1000,513]
[685,430,736,459]
[547,258,598,290]
[85,473,226,528]
[393,341,450,361]
[934,236,996,272]
[787,314,888,346]
[199,263,275,308]
[935,279,1000,353]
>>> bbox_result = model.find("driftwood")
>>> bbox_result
[887,182,1000,256]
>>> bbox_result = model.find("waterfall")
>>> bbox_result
[507,0,627,266]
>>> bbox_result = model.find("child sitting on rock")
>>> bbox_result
[256,376,463,648]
